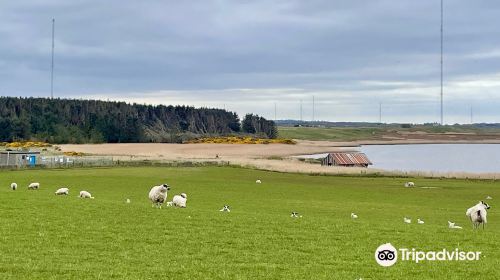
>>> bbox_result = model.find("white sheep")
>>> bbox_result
[448,221,462,229]
[404,182,415,188]
[28,182,40,190]
[256,179,262,184]
[55,187,69,195]
[148,184,170,208]
[403,217,412,224]
[219,205,230,212]
[466,201,491,229]
[10,183,17,190]
[351,213,358,219]
[172,193,187,208]
[79,190,94,199]
[417,218,425,224]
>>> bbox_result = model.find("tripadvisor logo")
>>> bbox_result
[375,243,482,267]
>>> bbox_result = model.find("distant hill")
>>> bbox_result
[0,97,276,143]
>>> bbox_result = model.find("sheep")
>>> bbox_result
[126,198,131,204]
[351,213,358,219]
[28,182,40,190]
[219,205,230,212]
[172,193,187,208]
[55,187,69,195]
[10,183,17,190]
[290,212,299,218]
[466,201,491,229]
[448,221,462,229]
[403,217,412,224]
[256,179,262,184]
[417,218,425,224]
[404,182,415,188]
[79,190,94,199]
[148,184,170,208]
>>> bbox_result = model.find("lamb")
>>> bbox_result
[148,184,170,208]
[404,182,415,188]
[172,193,187,208]
[219,205,230,212]
[79,190,94,199]
[466,201,491,229]
[55,187,69,195]
[417,218,425,224]
[448,221,462,229]
[28,182,40,190]
[10,183,17,190]
[403,217,412,224]
[256,179,262,184]
[351,213,358,219]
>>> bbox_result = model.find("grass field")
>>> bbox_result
[0,166,499,279]
[278,125,500,142]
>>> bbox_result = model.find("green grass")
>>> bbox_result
[0,166,499,279]
[278,125,500,141]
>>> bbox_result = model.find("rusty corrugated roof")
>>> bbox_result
[329,152,372,165]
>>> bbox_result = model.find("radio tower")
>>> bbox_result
[440,0,444,125]
[51,18,55,99]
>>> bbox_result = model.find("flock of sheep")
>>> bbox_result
[8,178,492,229]
[398,181,492,230]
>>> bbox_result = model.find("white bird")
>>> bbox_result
[417,218,425,224]
[404,217,412,224]
[256,179,262,184]
[351,213,358,219]
[448,221,463,229]
[55,187,69,195]
[126,198,131,203]
[486,196,493,200]
[10,183,17,190]
[220,205,230,212]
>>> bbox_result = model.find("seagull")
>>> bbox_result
[417,218,425,224]
[256,179,262,184]
[404,217,412,224]
[448,221,463,229]
[351,213,358,219]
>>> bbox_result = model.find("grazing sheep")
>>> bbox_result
[219,205,230,212]
[417,218,425,224]
[466,201,491,229]
[256,179,262,184]
[351,213,358,219]
[10,183,17,190]
[172,193,187,208]
[79,190,94,199]
[148,184,170,208]
[403,217,412,224]
[404,182,415,188]
[55,187,69,195]
[28,182,40,190]
[448,221,462,229]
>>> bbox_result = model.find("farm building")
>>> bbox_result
[0,151,40,167]
[321,152,372,168]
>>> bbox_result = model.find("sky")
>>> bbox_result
[1,0,500,124]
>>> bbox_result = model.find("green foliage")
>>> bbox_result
[242,113,278,138]
[0,97,252,143]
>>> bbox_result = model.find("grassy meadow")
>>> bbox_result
[0,166,499,279]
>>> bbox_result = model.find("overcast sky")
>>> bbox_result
[1,1,500,123]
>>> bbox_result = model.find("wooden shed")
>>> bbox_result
[321,152,372,168]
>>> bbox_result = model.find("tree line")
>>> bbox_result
[0,97,277,143]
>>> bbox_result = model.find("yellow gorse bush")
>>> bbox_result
[2,141,52,148]
[186,136,295,145]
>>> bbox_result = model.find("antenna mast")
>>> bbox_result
[51,18,55,99]
[440,0,444,125]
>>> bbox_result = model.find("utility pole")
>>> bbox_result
[300,100,303,122]
[379,102,382,123]
[51,18,55,99]
[312,96,315,122]
[440,0,444,125]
